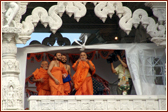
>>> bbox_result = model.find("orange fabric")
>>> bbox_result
[72,60,95,91]
[49,62,68,95]
[75,76,93,95]
[63,81,71,95]
[32,68,50,95]
[38,89,50,95]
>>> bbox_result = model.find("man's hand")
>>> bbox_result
[39,78,44,83]
[117,55,121,61]
[62,74,67,79]
[85,59,89,63]
[77,59,81,62]
[54,79,60,85]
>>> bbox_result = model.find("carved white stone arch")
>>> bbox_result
[5,2,163,46]
[132,8,166,46]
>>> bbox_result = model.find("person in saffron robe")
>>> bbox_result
[32,61,50,95]
[72,52,96,95]
[61,54,73,95]
[47,53,68,95]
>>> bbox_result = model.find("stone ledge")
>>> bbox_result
[28,95,166,110]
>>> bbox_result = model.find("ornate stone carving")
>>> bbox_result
[2,3,23,109]
[94,100,105,110]
[54,100,65,110]
[3,2,19,27]
[28,96,166,110]
[2,38,17,56]
[107,100,120,110]
[145,2,166,46]
[2,59,20,73]
[29,101,37,110]
[159,100,166,110]
[81,100,90,110]
[2,2,29,45]
[132,9,149,29]
[146,100,158,110]
[2,80,23,110]
[48,5,63,34]
[151,37,166,46]
[120,100,133,110]
[20,2,87,35]
[132,8,166,46]
[2,26,22,34]
[41,100,52,110]
[133,100,146,110]
[65,2,87,22]
[68,100,78,110]
[145,2,166,25]
[94,2,132,35]
[93,2,166,46]
[94,2,124,23]
[14,2,29,23]
[119,6,132,35]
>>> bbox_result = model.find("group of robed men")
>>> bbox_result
[32,51,132,95]
[32,52,96,95]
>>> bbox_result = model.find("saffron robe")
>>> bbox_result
[33,68,50,95]
[63,81,71,95]
[72,60,95,95]
[49,62,68,95]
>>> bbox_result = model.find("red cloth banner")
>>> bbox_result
[98,50,114,59]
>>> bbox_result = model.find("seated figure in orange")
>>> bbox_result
[61,54,73,95]
[72,52,96,95]
[47,53,68,95]
[32,61,50,95]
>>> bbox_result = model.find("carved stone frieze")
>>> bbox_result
[94,2,133,35]
[107,100,120,110]
[146,100,158,110]
[81,100,90,110]
[2,26,22,34]
[29,101,37,110]
[68,100,78,110]
[133,100,146,110]
[159,99,166,110]
[2,59,20,73]
[54,100,65,110]
[41,100,52,110]
[28,96,166,110]
[94,100,105,110]
[2,80,23,110]
[20,2,87,35]
[120,100,133,110]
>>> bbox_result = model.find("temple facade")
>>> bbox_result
[2,2,166,110]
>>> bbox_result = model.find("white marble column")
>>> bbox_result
[2,33,23,110]
[1,2,29,110]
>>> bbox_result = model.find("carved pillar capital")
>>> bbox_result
[144,2,166,47]
[2,33,17,57]
[145,2,166,25]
